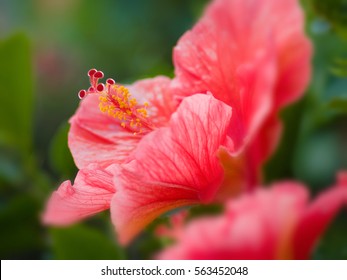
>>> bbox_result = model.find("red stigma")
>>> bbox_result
[97,83,105,92]
[94,71,104,79]
[106,78,115,85]
[78,89,87,99]
[88,69,97,77]
[78,69,119,102]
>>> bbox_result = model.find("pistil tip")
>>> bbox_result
[106,78,115,85]
[78,89,87,99]
[94,71,104,79]
[97,83,105,92]
[88,69,97,77]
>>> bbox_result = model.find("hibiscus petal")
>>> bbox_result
[268,0,312,108]
[111,174,199,245]
[245,114,283,184]
[250,0,311,170]
[171,0,311,186]
[111,94,233,244]
[127,94,234,200]
[130,76,178,126]
[225,182,309,259]
[171,0,278,150]
[42,164,116,225]
[68,76,173,169]
[158,216,234,260]
[69,118,139,169]
[292,173,347,259]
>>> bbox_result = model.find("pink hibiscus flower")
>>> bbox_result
[43,72,182,225]
[43,0,311,244]
[44,79,234,240]
[158,173,347,260]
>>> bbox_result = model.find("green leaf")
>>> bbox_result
[49,122,77,179]
[50,224,125,259]
[0,33,33,155]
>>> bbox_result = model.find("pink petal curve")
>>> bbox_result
[112,174,199,245]
[268,0,312,108]
[42,164,116,225]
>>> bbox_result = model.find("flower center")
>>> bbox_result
[78,69,152,134]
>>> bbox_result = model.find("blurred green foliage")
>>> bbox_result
[0,0,346,260]
[0,195,43,259]
[49,122,77,180]
[0,33,46,259]
[310,0,347,35]
[0,34,33,155]
[50,224,125,260]
[314,211,347,259]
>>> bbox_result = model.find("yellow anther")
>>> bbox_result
[96,81,150,133]
[136,108,148,118]
[99,104,107,113]
[99,96,107,102]
[129,98,137,107]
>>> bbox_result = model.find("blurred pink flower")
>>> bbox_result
[43,0,311,244]
[159,173,347,260]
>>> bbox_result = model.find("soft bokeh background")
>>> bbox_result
[0,0,346,259]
